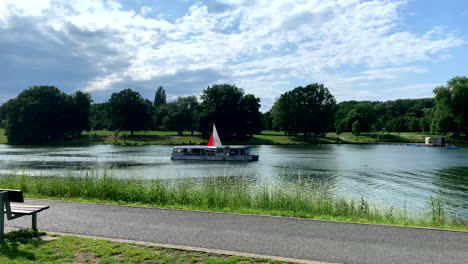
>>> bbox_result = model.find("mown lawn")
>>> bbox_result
[81,130,205,145]
[1,229,286,264]
[0,128,6,144]
[0,129,459,145]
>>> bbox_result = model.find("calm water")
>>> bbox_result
[0,144,467,218]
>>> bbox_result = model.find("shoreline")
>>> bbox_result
[1,128,465,146]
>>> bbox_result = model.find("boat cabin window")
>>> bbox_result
[173,148,184,154]
[191,148,202,155]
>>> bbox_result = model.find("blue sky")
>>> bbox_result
[0,0,467,111]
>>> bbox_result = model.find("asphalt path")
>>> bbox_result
[6,199,468,264]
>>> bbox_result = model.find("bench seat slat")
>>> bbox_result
[10,204,49,210]
[5,205,50,215]
[7,209,36,215]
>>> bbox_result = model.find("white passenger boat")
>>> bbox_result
[170,124,259,161]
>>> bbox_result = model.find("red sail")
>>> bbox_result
[207,135,214,146]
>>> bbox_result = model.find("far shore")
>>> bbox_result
[1,128,463,146]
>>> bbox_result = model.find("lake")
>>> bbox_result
[0,144,467,218]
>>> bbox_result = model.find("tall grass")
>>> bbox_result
[0,172,466,230]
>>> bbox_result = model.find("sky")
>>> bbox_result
[1,0,467,111]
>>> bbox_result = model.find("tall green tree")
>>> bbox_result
[242,94,262,135]
[198,84,261,140]
[0,103,7,128]
[160,96,200,136]
[271,83,336,138]
[4,86,91,144]
[431,76,468,138]
[154,86,167,108]
[67,91,92,137]
[352,120,361,137]
[107,89,152,136]
[90,103,111,130]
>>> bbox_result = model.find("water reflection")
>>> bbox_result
[434,166,468,218]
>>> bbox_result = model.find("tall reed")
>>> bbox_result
[0,172,465,229]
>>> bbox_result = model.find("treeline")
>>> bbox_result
[0,84,264,144]
[261,76,468,140]
[334,98,434,133]
[0,86,91,144]
[1,76,467,144]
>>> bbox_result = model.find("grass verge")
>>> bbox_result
[0,229,286,264]
[0,128,6,144]
[0,173,466,231]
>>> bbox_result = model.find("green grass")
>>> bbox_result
[0,229,285,264]
[0,128,6,144]
[336,132,452,143]
[0,173,466,230]
[1,128,464,146]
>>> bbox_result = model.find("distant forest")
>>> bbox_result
[0,76,467,144]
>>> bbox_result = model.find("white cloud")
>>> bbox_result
[0,0,465,109]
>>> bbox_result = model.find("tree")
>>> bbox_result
[160,96,200,136]
[336,123,343,141]
[4,86,92,144]
[90,103,111,130]
[352,120,361,137]
[270,83,336,138]
[154,86,167,108]
[242,94,262,135]
[67,91,92,137]
[198,84,261,140]
[431,76,468,138]
[261,111,273,131]
[107,89,152,136]
[0,103,7,128]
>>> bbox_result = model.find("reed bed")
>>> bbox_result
[0,172,466,230]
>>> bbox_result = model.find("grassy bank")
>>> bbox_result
[0,128,463,145]
[0,128,6,144]
[1,229,285,264]
[0,173,466,230]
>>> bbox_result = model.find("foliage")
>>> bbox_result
[153,86,167,108]
[89,103,111,130]
[352,120,361,136]
[107,89,153,136]
[261,111,273,131]
[335,123,343,136]
[198,84,262,140]
[0,103,7,128]
[335,98,435,133]
[431,76,468,139]
[3,86,92,144]
[160,96,200,136]
[271,83,336,138]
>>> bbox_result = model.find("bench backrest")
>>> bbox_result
[0,189,24,203]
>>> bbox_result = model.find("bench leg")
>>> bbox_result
[0,209,3,240]
[32,213,37,231]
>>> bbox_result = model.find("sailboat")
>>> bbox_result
[170,124,259,161]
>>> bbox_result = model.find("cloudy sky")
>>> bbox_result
[1,0,467,111]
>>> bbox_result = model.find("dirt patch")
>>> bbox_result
[104,136,120,141]
[40,235,60,242]
[75,251,99,263]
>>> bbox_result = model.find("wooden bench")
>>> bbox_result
[0,189,49,239]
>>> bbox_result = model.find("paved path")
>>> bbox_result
[6,199,468,264]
